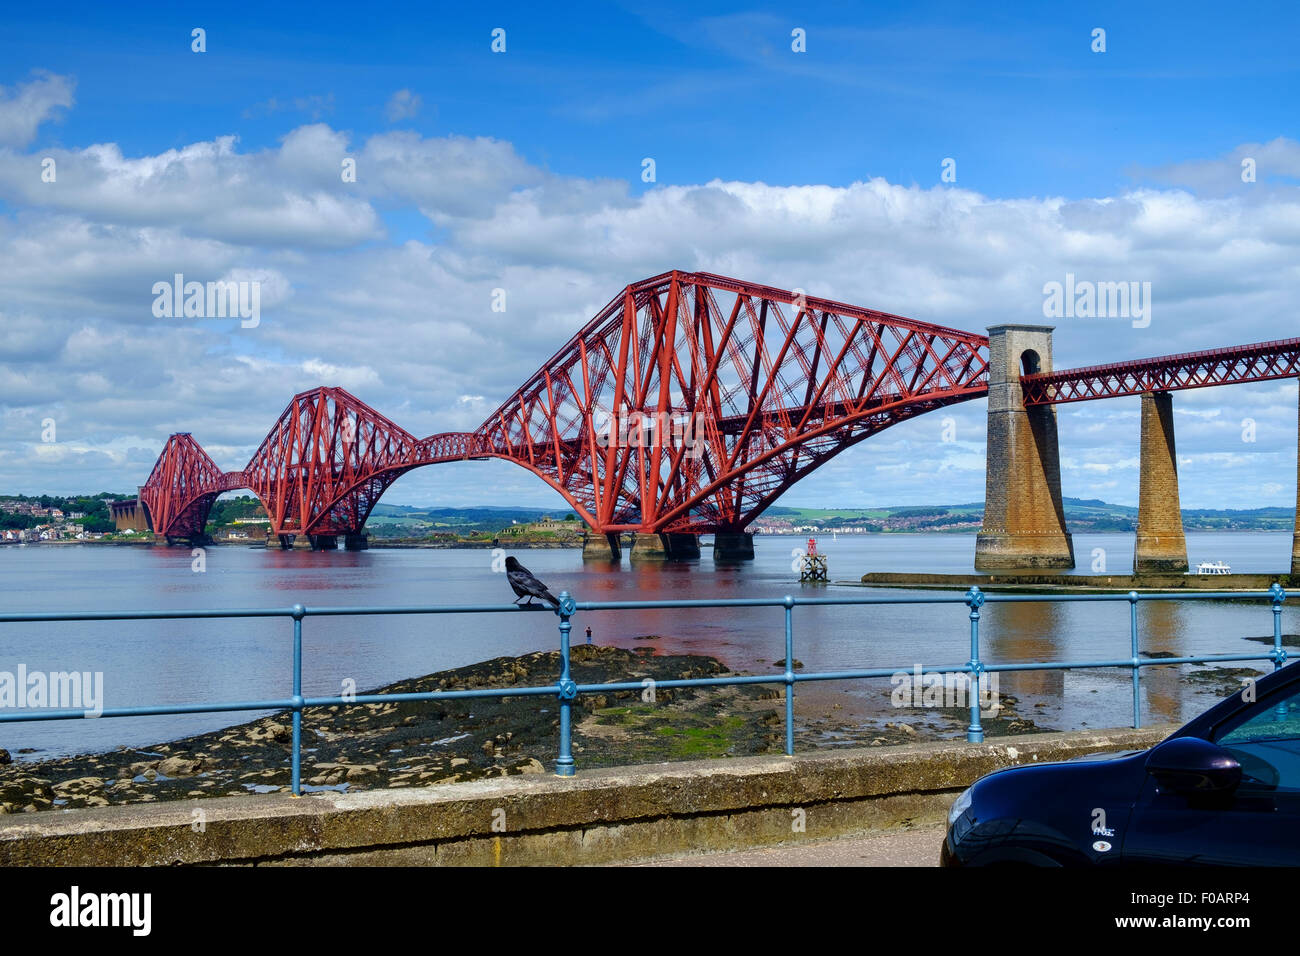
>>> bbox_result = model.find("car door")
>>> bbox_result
[1122,678,1300,866]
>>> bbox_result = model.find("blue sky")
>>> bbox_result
[9,1,1298,200]
[0,1,1297,511]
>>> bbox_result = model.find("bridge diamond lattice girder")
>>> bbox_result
[138,272,992,539]
[1021,337,1300,405]
[470,271,991,533]
[139,280,1298,542]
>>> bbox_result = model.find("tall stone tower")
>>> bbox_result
[1134,391,1188,574]
[975,325,1075,570]
[1293,384,1300,578]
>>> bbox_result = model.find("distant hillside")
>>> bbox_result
[366,504,579,536]
[762,498,1294,533]
[25,490,1293,536]
[1059,498,1293,532]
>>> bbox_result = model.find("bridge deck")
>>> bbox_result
[1022,336,1300,405]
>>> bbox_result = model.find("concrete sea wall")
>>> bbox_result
[0,726,1172,866]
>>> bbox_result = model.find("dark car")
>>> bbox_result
[942,660,1300,866]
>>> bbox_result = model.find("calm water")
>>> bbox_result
[0,532,1294,760]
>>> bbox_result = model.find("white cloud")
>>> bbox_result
[243,93,335,121]
[384,89,422,122]
[0,71,73,147]
[1139,137,1300,195]
[360,131,547,218]
[0,130,382,248]
[223,267,293,309]
[0,117,1297,511]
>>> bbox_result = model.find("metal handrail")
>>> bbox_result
[0,584,1289,795]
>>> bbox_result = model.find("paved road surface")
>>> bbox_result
[635,824,946,867]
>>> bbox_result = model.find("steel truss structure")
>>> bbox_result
[140,271,992,538]
[1021,338,1300,406]
[141,279,1300,542]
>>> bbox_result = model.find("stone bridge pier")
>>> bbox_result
[975,325,1075,570]
[265,532,368,551]
[582,529,755,563]
[629,532,701,562]
[712,531,756,561]
[581,531,622,561]
[1293,386,1300,578]
[1134,391,1188,574]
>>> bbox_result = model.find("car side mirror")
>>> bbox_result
[1146,737,1241,796]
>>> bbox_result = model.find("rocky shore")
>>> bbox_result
[0,645,1255,815]
[0,646,784,814]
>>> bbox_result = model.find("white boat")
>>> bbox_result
[1191,561,1231,575]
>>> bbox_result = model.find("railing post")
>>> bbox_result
[1270,583,1287,672]
[1270,584,1288,721]
[554,592,577,777]
[290,603,305,797]
[783,596,795,757]
[965,586,985,743]
[1129,591,1141,729]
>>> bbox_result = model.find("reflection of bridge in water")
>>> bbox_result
[983,599,1196,726]
[123,270,1300,574]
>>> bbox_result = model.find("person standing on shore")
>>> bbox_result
[585,625,592,644]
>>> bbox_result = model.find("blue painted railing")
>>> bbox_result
[0,584,1289,795]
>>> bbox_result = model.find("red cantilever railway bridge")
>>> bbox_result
[138,270,1300,543]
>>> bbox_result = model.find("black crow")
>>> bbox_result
[505,556,560,607]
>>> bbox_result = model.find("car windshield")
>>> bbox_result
[1212,679,1300,792]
